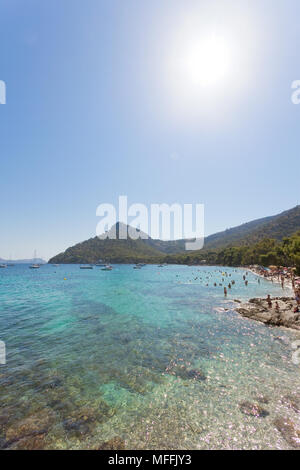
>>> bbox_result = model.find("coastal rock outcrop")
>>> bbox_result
[235,297,300,330]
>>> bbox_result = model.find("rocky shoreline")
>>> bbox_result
[235,297,300,330]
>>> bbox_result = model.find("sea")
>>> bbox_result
[0,264,299,449]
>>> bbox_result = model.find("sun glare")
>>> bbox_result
[185,34,231,87]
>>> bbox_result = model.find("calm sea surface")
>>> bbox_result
[0,264,299,449]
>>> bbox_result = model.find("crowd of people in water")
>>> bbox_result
[182,264,300,314]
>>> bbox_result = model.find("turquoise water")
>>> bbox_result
[0,264,299,449]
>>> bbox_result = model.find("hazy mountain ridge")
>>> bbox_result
[0,258,46,264]
[48,206,300,264]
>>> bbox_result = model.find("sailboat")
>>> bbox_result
[29,250,40,269]
[7,255,14,267]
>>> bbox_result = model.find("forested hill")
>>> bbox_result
[204,205,300,249]
[48,206,300,264]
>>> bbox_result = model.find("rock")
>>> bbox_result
[186,369,207,381]
[254,394,270,405]
[281,394,300,413]
[0,437,7,449]
[169,365,206,382]
[239,401,269,418]
[98,437,125,450]
[274,417,300,448]
[63,402,113,438]
[44,376,63,390]
[235,297,300,330]
[5,409,54,442]
[63,418,90,438]
[0,408,13,429]
[6,433,47,450]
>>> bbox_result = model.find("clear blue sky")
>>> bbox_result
[1,0,300,260]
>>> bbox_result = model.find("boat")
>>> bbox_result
[96,259,106,266]
[101,265,113,271]
[29,250,41,269]
[133,265,142,269]
[7,255,14,267]
[80,265,93,270]
[0,264,7,268]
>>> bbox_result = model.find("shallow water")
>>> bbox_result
[0,264,299,449]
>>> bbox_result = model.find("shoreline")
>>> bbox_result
[234,296,300,331]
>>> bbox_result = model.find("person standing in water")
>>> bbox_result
[267,295,272,308]
[224,287,228,296]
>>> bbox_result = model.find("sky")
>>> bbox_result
[0,0,300,260]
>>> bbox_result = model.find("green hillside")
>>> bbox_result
[49,206,300,264]
[204,205,300,249]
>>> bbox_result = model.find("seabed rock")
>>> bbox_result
[253,394,270,405]
[169,365,207,382]
[274,417,300,448]
[6,433,47,450]
[239,401,269,418]
[98,437,126,450]
[281,394,300,414]
[5,409,55,442]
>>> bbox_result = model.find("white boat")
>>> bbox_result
[29,250,40,269]
[0,264,7,268]
[101,265,113,271]
[96,259,106,266]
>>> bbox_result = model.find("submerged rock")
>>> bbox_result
[169,365,206,382]
[6,433,47,450]
[98,437,125,450]
[63,402,114,438]
[239,401,269,418]
[0,437,7,450]
[281,394,300,414]
[5,409,54,442]
[253,394,270,405]
[274,417,300,448]
[63,418,90,438]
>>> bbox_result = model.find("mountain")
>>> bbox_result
[204,205,300,250]
[0,258,46,264]
[49,224,164,264]
[48,206,300,264]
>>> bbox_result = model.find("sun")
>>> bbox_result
[185,34,231,87]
